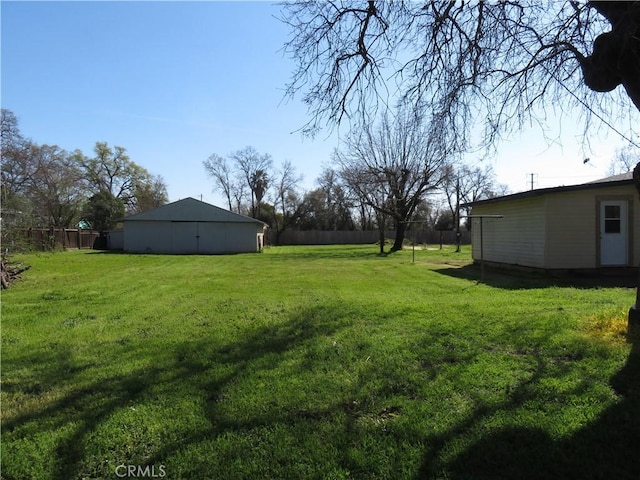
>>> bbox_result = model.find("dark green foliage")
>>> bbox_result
[82,191,125,231]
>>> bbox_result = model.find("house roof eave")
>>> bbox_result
[463,178,634,208]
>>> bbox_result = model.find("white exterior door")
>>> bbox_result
[600,200,628,266]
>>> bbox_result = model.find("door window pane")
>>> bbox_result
[605,219,621,233]
[604,205,621,219]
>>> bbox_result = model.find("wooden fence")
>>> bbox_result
[3,227,469,251]
[5,228,101,252]
[277,229,471,246]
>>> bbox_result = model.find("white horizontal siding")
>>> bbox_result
[546,191,597,269]
[470,197,546,268]
[471,183,639,270]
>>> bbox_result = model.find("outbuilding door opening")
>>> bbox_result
[171,221,199,254]
[599,200,628,266]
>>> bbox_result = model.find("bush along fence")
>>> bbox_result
[277,229,471,246]
[3,228,100,252]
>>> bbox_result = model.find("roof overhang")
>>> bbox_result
[463,178,634,208]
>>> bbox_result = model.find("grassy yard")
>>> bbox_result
[2,245,639,480]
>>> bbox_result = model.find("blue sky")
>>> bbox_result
[2,1,637,207]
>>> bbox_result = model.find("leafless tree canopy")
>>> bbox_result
[281,1,639,145]
[204,146,274,219]
[607,145,640,176]
[229,146,273,219]
[269,160,304,241]
[335,109,448,251]
[203,153,234,211]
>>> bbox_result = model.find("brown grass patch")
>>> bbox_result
[583,308,630,344]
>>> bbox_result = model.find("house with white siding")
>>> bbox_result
[465,172,639,271]
[120,198,267,254]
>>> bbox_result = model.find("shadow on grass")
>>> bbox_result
[415,326,640,480]
[2,303,351,480]
[2,345,167,480]
[5,299,640,479]
[434,263,637,290]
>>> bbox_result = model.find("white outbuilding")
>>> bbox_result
[465,172,639,271]
[122,198,267,254]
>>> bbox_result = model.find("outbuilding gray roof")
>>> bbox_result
[123,197,266,224]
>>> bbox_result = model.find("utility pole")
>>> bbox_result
[528,173,537,191]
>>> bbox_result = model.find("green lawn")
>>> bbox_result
[2,245,639,480]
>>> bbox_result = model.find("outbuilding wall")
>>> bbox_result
[107,229,124,250]
[123,220,264,254]
[545,185,638,269]
[124,221,172,253]
[632,189,639,266]
[470,196,547,268]
[470,183,639,270]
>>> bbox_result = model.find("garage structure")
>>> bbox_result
[122,197,267,254]
[465,172,639,271]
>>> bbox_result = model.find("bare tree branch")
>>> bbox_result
[281,1,639,147]
[335,107,448,251]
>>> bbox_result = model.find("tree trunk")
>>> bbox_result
[377,210,386,254]
[378,226,385,254]
[390,221,407,252]
[455,177,461,253]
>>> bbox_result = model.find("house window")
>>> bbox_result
[604,205,621,234]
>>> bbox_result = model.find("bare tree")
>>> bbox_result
[316,168,355,230]
[28,144,87,227]
[232,181,248,215]
[442,164,509,216]
[270,160,303,242]
[607,145,640,175]
[230,146,274,218]
[354,200,377,231]
[203,153,234,211]
[281,1,639,146]
[1,112,88,228]
[336,109,448,252]
[1,109,35,206]
[440,163,510,250]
